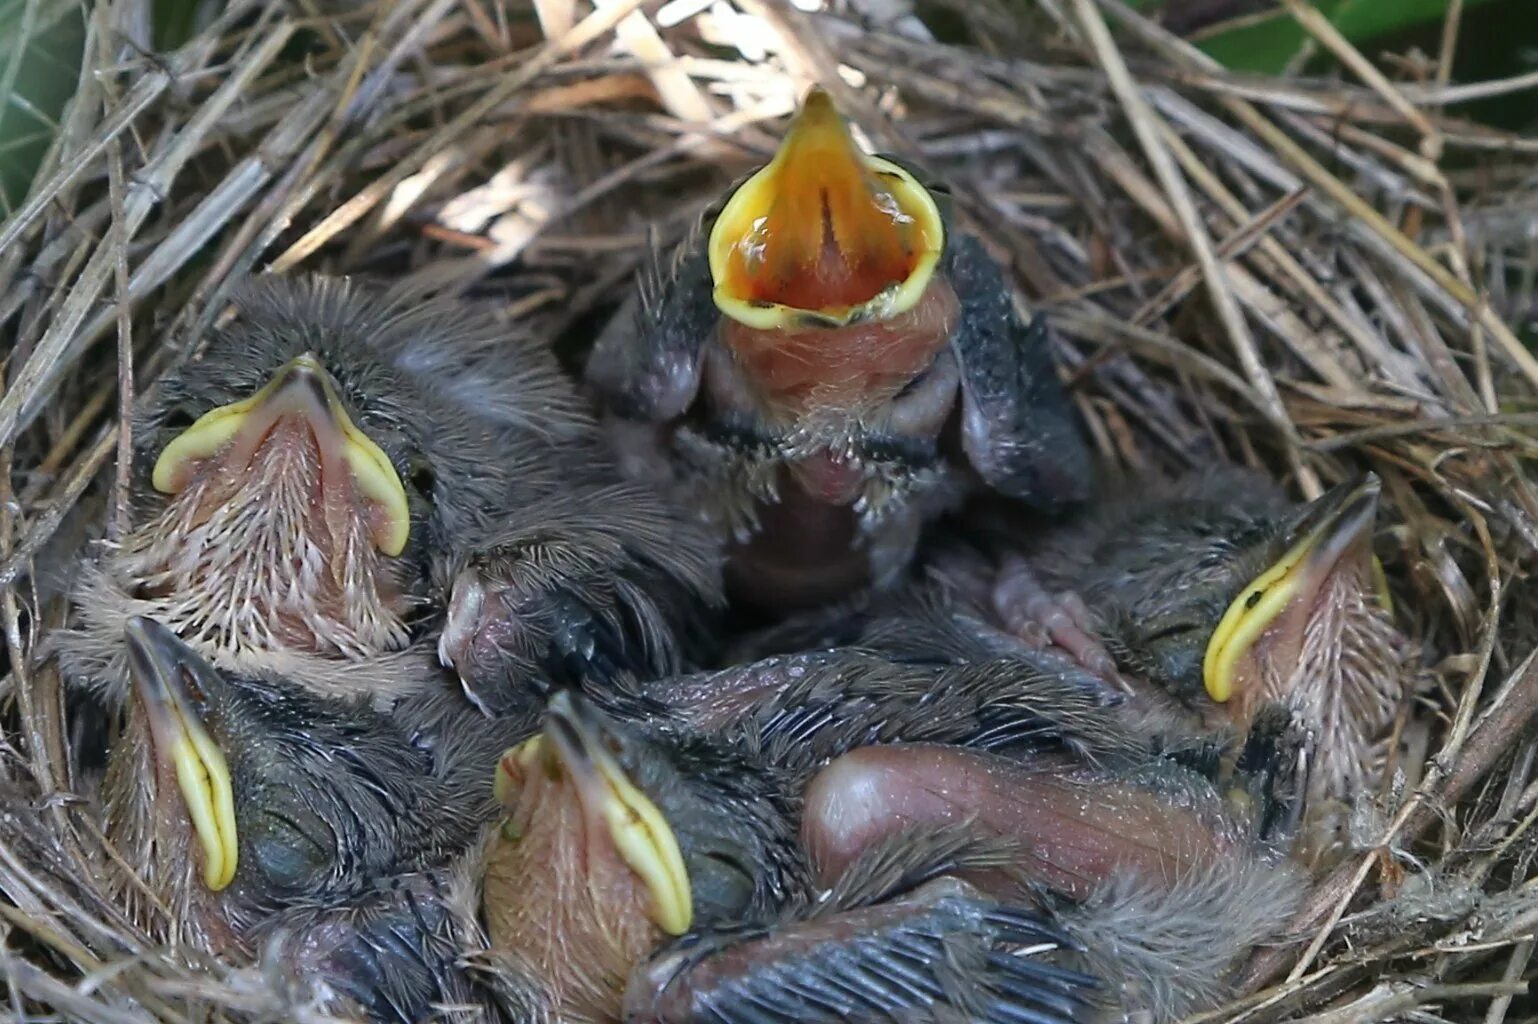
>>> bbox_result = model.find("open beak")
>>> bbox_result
[150,353,411,557]
[708,88,944,330]
[495,693,693,936]
[124,617,239,892]
[1204,474,1388,704]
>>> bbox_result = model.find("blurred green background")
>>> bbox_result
[1,0,1535,216]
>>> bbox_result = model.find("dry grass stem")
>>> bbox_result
[1,0,1536,1018]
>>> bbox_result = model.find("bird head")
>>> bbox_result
[105,616,439,947]
[706,88,957,420]
[125,280,447,663]
[1201,475,1392,717]
[483,690,798,1020]
[1092,474,1400,740]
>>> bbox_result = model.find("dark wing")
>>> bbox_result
[586,215,719,422]
[628,877,1096,1024]
[262,871,488,1024]
[945,235,1092,510]
[750,653,1134,773]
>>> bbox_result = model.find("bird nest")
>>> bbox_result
[2,0,1537,1020]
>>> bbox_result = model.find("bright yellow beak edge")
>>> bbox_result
[1202,541,1311,705]
[494,728,693,936]
[170,716,239,892]
[1203,485,1387,704]
[595,758,694,936]
[150,354,411,557]
[707,94,945,331]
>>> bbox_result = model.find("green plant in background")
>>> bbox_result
[0,0,85,215]
[0,0,203,222]
[154,0,207,49]
[1130,0,1516,73]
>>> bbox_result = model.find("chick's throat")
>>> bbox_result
[127,414,415,662]
[718,277,960,417]
[487,743,670,1023]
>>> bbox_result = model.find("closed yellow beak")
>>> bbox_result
[151,353,411,557]
[1204,475,1386,703]
[124,617,239,892]
[530,692,695,936]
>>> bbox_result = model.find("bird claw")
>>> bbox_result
[992,557,1125,691]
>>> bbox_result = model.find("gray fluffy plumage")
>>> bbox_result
[57,275,721,714]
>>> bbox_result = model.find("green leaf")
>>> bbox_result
[0,0,86,217]
[1124,0,1505,73]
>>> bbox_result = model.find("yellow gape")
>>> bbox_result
[591,751,694,936]
[708,89,944,330]
[496,722,694,936]
[1204,478,1388,703]
[151,353,411,557]
[1202,536,1315,704]
[170,710,239,891]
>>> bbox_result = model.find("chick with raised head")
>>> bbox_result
[587,88,1090,616]
[478,690,1093,1024]
[101,616,518,957]
[1003,467,1409,827]
[60,276,719,714]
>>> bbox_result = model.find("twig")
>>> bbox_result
[1070,0,1318,494]
[269,0,648,272]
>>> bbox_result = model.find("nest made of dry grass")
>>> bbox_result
[1,0,1536,1020]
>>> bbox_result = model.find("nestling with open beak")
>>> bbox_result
[477,691,1095,1024]
[101,616,519,958]
[992,466,1410,841]
[587,88,1091,615]
[58,276,719,712]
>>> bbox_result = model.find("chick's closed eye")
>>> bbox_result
[246,804,333,894]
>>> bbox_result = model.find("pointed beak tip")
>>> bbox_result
[709,88,943,327]
[786,86,847,140]
[151,351,412,556]
[123,617,189,693]
[547,689,579,719]
[123,614,157,649]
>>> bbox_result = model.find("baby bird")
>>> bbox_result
[477,690,1092,1024]
[61,276,719,713]
[255,869,505,1024]
[101,616,517,956]
[799,709,1308,1022]
[610,624,1141,770]
[587,88,1090,615]
[1013,467,1409,821]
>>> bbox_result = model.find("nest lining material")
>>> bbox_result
[1,0,1537,1019]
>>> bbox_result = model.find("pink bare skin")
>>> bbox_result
[802,744,1247,900]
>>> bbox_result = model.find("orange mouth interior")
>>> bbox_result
[714,90,935,317]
